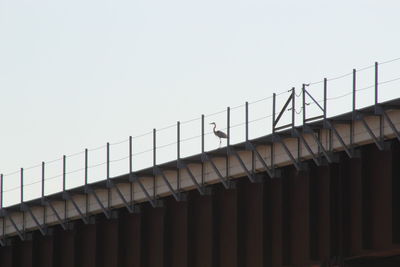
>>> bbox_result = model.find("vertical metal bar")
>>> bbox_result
[20,168,24,203]
[302,84,306,124]
[375,62,378,105]
[84,149,88,185]
[353,69,356,112]
[177,121,181,191]
[291,87,295,127]
[153,129,156,166]
[84,148,89,216]
[201,114,205,185]
[227,106,230,179]
[272,93,276,133]
[63,155,66,192]
[153,128,156,199]
[201,115,205,153]
[129,136,133,207]
[129,137,133,173]
[245,101,249,141]
[227,107,230,147]
[41,162,45,198]
[107,142,111,209]
[324,78,327,119]
[0,174,3,209]
[177,122,180,160]
[107,142,110,180]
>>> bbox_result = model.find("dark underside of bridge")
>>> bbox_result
[2,140,400,267]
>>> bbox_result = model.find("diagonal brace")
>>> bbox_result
[325,120,353,158]
[21,203,46,235]
[228,148,256,182]
[9,216,24,241]
[179,162,205,195]
[359,117,384,150]
[45,200,66,230]
[293,129,320,166]
[154,167,181,201]
[63,192,89,224]
[84,188,110,219]
[304,126,334,164]
[108,181,133,213]
[129,173,158,208]
[274,136,302,170]
[381,110,400,141]
[246,142,275,178]
[202,153,230,189]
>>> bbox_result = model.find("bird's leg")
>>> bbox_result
[219,138,222,148]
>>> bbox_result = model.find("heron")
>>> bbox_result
[210,122,228,146]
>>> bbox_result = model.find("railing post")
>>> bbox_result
[85,149,88,185]
[353,69,356,112]
[375,62,378,105]
[272,93,276,133]
[63,155,66,192]
[324,78,327,119]
[0,174,3,209]
[291,87,295,128]
[302,84,306,124]
[201,115,205,153]
[245,102,249,141]
[107,142,110,180]
[41,162,45,198]
[20,168,24,203]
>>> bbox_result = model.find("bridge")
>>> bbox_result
[1,61,400,266]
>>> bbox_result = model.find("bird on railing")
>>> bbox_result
[210,122,228,146]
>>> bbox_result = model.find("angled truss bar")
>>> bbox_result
[179,162,205,195]
[381,110,400,141]
[0,236,4,247]
[305,89,324,112]
[6,214,24,241]
[274,92,294,128]
[85,188,110,219]
[21,204,46,236]
[63,192,89,224]
[228,148,256,183]
[293,129,320,166]
[325,120,353,158]
[359,117,384,151]
[202,153,230,189]
[246,142,275,178]
[46,200,66,230]
[276,136,302,170]
[108,181,133,213]
[305,127,333,163]
[130,174,157,208]
[155,167,180,201]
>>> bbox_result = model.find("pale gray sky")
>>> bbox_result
[0,0,400,204]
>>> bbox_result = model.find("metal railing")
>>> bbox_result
[1,57,400,208]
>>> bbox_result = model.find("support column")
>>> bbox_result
[75,223,97,267]
[0,246,12,267]
[239,180,266,267]
[118,212,142,267]
[215,185,239,267]
[12,239,33,267]
[270,176,283,267]
[165,198,189,267]
[96,218,119,267]
[288,168,310,266]
[33,232,53,267]
[188,191,215,267]
[53,228,75,267]
[142,205,165,267]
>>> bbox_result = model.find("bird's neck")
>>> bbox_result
[213,124,216,133]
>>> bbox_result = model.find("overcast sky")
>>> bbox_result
[0,0,400,202]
